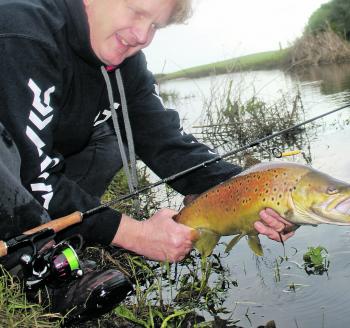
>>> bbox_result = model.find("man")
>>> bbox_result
[0,0,295,322]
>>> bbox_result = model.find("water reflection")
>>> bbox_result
[292,63,350,97]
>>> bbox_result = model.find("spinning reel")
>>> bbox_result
[5,228,84,290]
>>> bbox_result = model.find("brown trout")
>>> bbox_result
[175,162,350,256]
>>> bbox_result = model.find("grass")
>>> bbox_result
[156,29,350,82]
[0,268,62,327]
[156,49,290,81]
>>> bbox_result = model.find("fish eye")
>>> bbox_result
[327,186,339,195]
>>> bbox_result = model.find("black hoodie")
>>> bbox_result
[0,0,241,245]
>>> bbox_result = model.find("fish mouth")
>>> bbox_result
[312,196,350,225]
[335,197,350,215]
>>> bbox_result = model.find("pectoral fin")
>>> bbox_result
[247,234,264,256]
[225,234,244,253]
[194,228,220,257]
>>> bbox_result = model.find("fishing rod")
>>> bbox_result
[0,103,349,258]
[85,102,350,216]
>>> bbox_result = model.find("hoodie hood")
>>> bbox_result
[61,0,103,66]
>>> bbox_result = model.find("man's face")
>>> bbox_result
[84,0,176,66]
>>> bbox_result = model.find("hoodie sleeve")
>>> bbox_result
[0,37,120,245]
[124,52,242,195]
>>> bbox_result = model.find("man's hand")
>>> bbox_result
[112,209,198,263]
[254,208,296,242]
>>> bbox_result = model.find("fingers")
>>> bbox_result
[255,208,296,242]
[168,227,200,263]
[254,221,295,242]
[259,208,293,230]
[165,242,193,263]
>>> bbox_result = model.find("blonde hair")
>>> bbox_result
[168,0,193,25]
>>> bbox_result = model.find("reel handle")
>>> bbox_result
[0,211,83,257]
[0,241,7,257]
[24,211,83,235]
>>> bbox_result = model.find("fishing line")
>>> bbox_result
[84,103,350,217]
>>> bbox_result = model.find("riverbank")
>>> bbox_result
[156,30,350,82]
[155,49,289,81]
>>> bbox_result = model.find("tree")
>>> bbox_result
[306,0,350,40]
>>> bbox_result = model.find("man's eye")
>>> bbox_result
[127,5,140,17]
[128,6,136,14]
[151,23,163,30]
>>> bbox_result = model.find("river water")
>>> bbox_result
[159,63,350,328]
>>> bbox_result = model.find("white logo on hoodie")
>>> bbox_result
[26,79,59,209]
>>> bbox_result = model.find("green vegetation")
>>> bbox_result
[156,49,289,81]
[112,251,238,327]
[306,0,350,40]
[289,0,350,67]
[194,81,312,167]
[0,268,61,327]
[303,246,330,275]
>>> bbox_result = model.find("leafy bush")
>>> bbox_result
[306,0,350,40]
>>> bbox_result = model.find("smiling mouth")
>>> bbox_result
[120,38,129,46]
[115,34,130,48]
[335,197,350,215]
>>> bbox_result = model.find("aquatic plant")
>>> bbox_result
[302,246,330,275]
[194,78,313,167]
[103,249,239,327]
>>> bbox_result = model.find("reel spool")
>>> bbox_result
[50,242,82,281]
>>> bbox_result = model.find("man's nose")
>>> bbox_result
[132,20,152,45]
